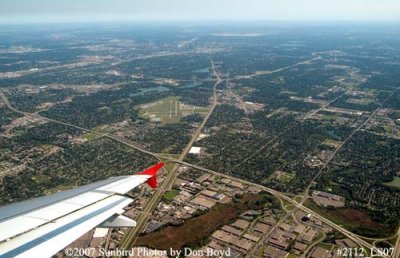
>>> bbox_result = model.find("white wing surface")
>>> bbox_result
[0,162,164,258]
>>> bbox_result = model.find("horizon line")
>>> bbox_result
[1,19,400,26]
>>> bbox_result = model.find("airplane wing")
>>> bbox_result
[0,162,164,258]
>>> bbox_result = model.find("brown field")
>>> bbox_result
[136,194,271,250]
[136,203,240,250]
[326,208,383,229]
[307,201,394,236]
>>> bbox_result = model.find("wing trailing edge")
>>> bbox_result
[0,163,165,257]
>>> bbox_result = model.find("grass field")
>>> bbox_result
[346,98,375,105]
[81,125,113,141]
[138,96,208,124]
[322,139,342,149]
[163,189,180,200]
[269,170,295,183]
[31,174,51,184]
[162,162,176,173]
[318,243,335,250]
[383,177,400,189]
[81,132,97,141]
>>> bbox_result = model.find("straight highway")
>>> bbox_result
[118,60,223,252]
[1,73,398,257]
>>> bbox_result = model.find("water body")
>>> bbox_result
[181,81,202,89]
[280,41,306,47]
[193,67,210,73]
[129,86,169,97]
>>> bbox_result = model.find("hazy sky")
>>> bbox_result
[1,0,400,24]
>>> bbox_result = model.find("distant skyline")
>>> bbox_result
[1,0,400,24]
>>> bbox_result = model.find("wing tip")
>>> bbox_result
[139,162,164,189]
[139,162,164,175]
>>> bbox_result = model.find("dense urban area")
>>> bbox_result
[1,24,400,257]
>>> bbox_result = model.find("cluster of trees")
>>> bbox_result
[205,104,245,127]
[1,122,83,164]
[330,94,380,112]
[131,123,192,154]
[8,88,78,112]
[0,138,156,206]
[0,107,22,132]
[386,90,400,109]
[192,101,355,192]
[316,131,400,229]
[174,80,214,107]
[42,83,171,128]
[118,54,211,81]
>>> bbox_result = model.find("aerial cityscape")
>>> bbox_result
[0,1,400,258]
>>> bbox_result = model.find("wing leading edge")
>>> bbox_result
[0,162,164,258]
